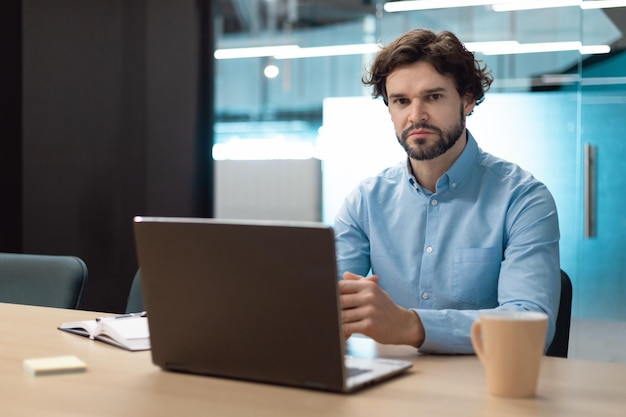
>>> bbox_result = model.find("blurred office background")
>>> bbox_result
[212,0,626,362]
[2,1,625,361]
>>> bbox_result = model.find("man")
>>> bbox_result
[335,29,560,354]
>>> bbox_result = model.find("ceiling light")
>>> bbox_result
[580,0,626,9]
[384,0,499,12]
[580,44,612,54]
[273,43,380,59]
[263,64,280,79]
[492,0,579,12]
[465,40,610,55]
[384,0,626,12]
[485,41,582,55]
[214,45,299,60]
[215,43,380,60]
[463,41,520,54]
[214,40,608,61]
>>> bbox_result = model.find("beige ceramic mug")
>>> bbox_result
[471,311,549,398]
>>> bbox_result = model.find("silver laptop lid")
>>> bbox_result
[133,216,348,391]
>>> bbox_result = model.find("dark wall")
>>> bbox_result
[3,0,214,312]
[0,1,23,253]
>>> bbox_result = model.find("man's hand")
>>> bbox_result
[339,271,425,347]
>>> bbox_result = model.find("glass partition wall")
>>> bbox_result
[214,0,626,362]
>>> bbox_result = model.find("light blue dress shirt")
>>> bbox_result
[334,132,560,354]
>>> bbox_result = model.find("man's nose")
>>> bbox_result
[408,101,427,124]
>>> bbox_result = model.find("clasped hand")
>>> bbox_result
[338,271,425,347]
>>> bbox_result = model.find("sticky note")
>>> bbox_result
[23,355,87,376]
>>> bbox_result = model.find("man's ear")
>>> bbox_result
[463,94,476,116]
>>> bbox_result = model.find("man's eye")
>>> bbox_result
[430,94,442,101]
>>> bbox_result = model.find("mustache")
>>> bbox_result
[401,122,442,141]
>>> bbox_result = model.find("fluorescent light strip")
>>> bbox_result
[384,0,626,12]
[384,0,500,12]
[463,40,519,53]
[215,43,380,60]
[580,44,612,54]
[490,41,582,54]
[215,41,609,60]
[466,40,610,55]
[214,45,299,59]
[492,0,579,12]
[492,0,626,11]
[581,0,626,9]
[274,43,380,59]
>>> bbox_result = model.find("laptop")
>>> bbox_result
[133,216,412,393]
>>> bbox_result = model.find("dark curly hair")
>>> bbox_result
[362,29,493,108]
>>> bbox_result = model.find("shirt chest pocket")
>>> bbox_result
[452,247,501,308]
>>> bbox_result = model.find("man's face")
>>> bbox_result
[385,61,475,161]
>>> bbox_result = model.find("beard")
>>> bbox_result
[397,105,465,161]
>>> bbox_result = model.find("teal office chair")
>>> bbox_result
[546,269,573,358]
[0,252,88,309]
[125,269,144,313]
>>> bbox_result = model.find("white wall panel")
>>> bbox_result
[215,159,322,221]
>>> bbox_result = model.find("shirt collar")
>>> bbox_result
[442,130,478,191]
[405,130,479,194]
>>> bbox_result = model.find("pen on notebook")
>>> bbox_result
[95,311,147,322]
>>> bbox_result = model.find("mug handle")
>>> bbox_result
[471,321,486,363]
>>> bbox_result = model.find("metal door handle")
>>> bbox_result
[584,143,596,238]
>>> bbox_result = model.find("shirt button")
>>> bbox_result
[431,199,438,206]
[451,182,457,188]
[422,292,430,300]
[426,246,433,253]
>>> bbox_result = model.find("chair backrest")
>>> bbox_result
[125,269,144,313]
[546,269,573,358]
[0,252,88,309]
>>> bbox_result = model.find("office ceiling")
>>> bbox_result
[213,1,626,119]
[216,0,376,34]
[216,0,626,49]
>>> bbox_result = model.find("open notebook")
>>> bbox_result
[58,314,149,351]
[133,216,412,393]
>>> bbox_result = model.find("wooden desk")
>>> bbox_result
[1,302,624,417]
